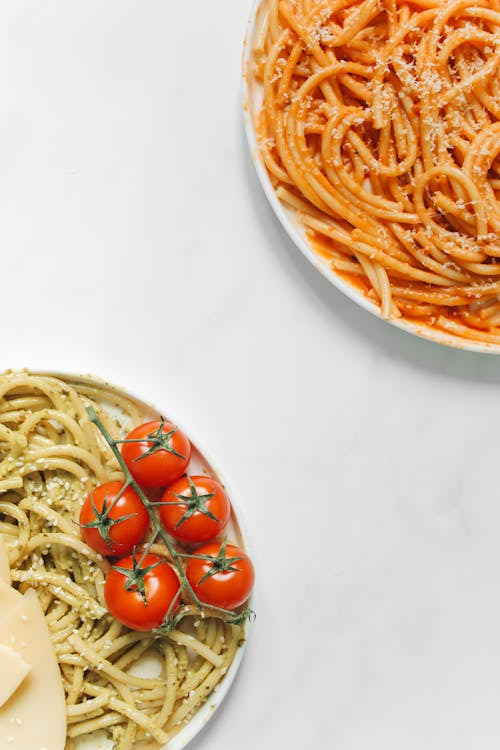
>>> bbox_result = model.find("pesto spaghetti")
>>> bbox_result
[0,372,246,750]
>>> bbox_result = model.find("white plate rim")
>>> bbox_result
[241,0,500,355]
[33,370,253,750]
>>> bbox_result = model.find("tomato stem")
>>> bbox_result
[77,482,136,548]
[168,476,220,529]
[87,406,254,631]
[115,418,186,462]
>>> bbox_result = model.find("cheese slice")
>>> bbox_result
[0,589,66,749]
[0,644,31,708]
[0,579,23,614]
[0,534,11,586]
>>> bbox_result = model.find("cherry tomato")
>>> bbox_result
[121,419,191,488]
[186,541,254,610]
[159,475,231,544]
[104,553,181,631]
[79,481,149,556]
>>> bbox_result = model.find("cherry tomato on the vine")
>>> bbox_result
[121,419,191,488]
[186,541,254,610]
[159,475,231,544]
[79,481,149,557]
[104,553,181,631]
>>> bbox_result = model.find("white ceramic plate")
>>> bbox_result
[242,0,500,355]
[41,373,252,750]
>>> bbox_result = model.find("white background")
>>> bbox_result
[1,2,500,749]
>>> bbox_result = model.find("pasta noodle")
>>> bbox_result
[0,372,244,750]
[252,0,500,343]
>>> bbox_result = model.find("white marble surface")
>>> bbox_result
[1,1,500,749]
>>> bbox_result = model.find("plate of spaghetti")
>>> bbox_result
[243,0,500,352]
[0,371,254,750]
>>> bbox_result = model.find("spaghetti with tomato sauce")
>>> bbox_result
[252,0,500,345]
